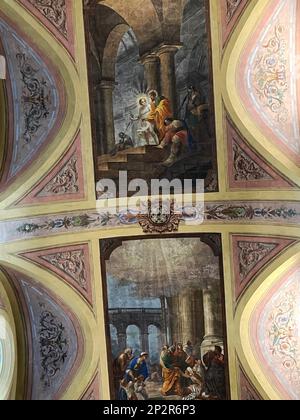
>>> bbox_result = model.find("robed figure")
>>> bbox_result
[147,90,172,141]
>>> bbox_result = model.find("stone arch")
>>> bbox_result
[102,23,130,81]
[98,0,163,55]
[161,0,186,43]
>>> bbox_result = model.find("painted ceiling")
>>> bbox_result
[0,0,299,400]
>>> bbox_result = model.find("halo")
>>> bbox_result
[136,93,148,105]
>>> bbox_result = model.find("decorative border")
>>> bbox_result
[0,201,299,243]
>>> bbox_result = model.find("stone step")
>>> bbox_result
[97,154,128,165]
[107,161,150,172]
[97,145,166,163]
[98,157,212,178]
[98,162,109,171]
[127,150,169,163]
[97,169,157,180]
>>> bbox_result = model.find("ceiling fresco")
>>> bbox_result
[0,0,299,401]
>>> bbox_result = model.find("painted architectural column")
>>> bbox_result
[160,296,168,345]
[167,296,181,344]
[167,291,204,352]
[99,79,116,153]
[201,287,223,355]
[141,53,160,93]
[157,44,180,116]
[141,331,149,354]
[117,330,127,353]
[179,291,195,345]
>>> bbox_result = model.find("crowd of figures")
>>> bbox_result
[112,342,226,400]
[111,86,209,167]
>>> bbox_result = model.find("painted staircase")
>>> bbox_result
[96,144,213,192]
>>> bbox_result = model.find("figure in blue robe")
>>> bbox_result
[128,353,149,380]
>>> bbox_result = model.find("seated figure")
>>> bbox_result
[158,119,189,166]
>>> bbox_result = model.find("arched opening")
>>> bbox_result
[100,23,131,153]
[148,324,161,365]
[113,28,146,147]
[126,325,141,356]
[109,324,119,358]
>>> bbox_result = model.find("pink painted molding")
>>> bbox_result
[80,372,100,400]
[239,364,262,400]
[220,0,249,48]
[232,235,296,301]
[15,134,85,206]
[18,0,75,59]
[227,118,297,189]
[20,243,93,307]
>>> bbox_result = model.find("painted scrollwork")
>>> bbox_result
[42,156,79,195]
[16,53,51,144]
[233,143,272,181]
[205,204,297,221]
[41,250,87,290]
[238,241,276,280]
[39,309,69,388]
[29,0,67,38]
[252,25,288,125]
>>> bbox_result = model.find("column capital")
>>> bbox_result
[155,43,183,57]
[98,79,117,90]
[140,53,160,65]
